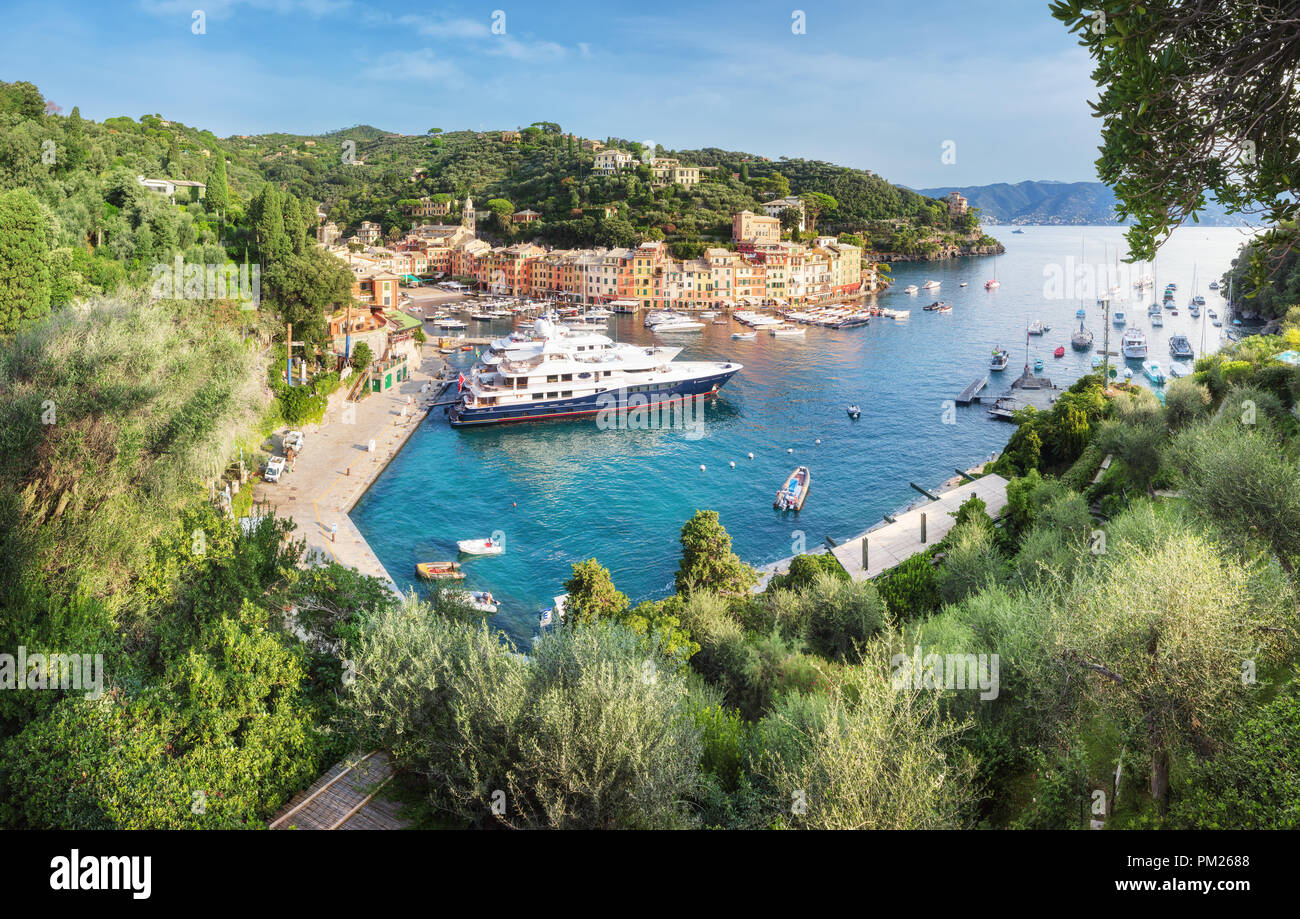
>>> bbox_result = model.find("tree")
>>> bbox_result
[0,188,52,333]
[1050,0,1300,260]
[800,192,837,233]
[485,198,514,231]
[349,340,372,373]
[563,558,629,626]
[205,153,229,222]
[675,510,756,596]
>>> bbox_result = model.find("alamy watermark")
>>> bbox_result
[891,644,1000,701]
[0,646,103,700]
[595,391,707,438]
[150,255,260,308]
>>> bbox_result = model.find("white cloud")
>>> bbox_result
[362,49,459,82]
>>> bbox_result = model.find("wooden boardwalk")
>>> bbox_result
[831,474,1009,580]
[269,751,409,830]
[955,375,989,404]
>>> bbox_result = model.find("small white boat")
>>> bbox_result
[921,280,941,290]
[538,594,568,628]
[451,590,499,614]
[847,404,861,419]
[457,537,504,556]
[731,331,757,340]
[903,285,919,295]
[1123,367,1133,380]
[959,282,969,287]
[770,325,806,337]
[700,310,719,318]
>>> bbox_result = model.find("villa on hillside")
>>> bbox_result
[137,175,206,203]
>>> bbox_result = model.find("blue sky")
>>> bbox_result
[1,0,1102,187]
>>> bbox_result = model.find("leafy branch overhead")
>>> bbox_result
[1050,0,1300,261]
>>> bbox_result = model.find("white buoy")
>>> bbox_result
[729,461,736,468]
[815,438,821,445]
[787,448,793,454]
[748,452,754,460]
[700,464,706,471]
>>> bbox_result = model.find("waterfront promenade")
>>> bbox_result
[254,348,447,592]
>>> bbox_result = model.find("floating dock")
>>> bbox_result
[955,375,989,405]
[987,368,1062,421]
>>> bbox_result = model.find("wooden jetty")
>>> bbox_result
[269,751,408,830]
[831,475,1010,580]
[955,375,990,405]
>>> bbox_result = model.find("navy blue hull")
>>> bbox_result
[448,368,739,427]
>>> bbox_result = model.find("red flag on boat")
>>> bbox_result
[457,373,465,392]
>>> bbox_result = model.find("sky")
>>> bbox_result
[0,0,1103,188]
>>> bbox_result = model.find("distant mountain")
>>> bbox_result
[913,180,1259,227]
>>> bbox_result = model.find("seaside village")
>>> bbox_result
[322,196,876,316]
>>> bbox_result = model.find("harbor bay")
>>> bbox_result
[352,225,1252,644]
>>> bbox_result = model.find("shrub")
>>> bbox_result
[875,551,940,620]
[936,522,1005,606]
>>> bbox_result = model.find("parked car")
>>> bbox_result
[264,456,286,483]
[284,431,304,454]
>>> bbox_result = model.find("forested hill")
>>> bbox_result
[914,179,1259,227]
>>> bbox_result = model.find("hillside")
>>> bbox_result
[914,180,1260,227]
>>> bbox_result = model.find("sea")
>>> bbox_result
[351,225,1259,643]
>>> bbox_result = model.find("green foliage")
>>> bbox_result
[342,599,703,828]
[675,510,757,596]
[936,522,1005,606]
[874,550,940,620]
[765,552,847,593]
[563,558,629,625]
[0,188,52,332]
[349,340,372,373]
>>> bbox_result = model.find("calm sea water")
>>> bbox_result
[352,226,1255,643]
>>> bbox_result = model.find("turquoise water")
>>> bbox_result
[352,226,1252,643]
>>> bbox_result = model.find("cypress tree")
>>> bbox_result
[0,188,52,333]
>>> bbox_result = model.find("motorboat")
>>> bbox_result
[450,590,499,614]
[1053,346,1065,358]
[847,405,861,419]
[984,279,1000,289]
[1113,310,1126,326]
[1123,367,1133,381]
[921,280,941,290]
[959,282,968,287]
[648,313,705,332]
[769,325,806,337]
[1209,281,1220,290]
[538,595,568,629]
[457,536,505,555]
[1143,361,1167,384]
[1121,327,1148,359]
[923,300,952,312]
[731,331,757,340]
[416,561,466,580]
[991,347,1010,371]
[1151,312,1163,327]
[903,285,919,295]
[1168,363,1189,379]
[1034,358,1044,372]
[1169,335,1195,360]
[774,466,811,511]
[1027,320,1049,335]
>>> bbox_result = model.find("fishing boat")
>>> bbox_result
[731,330,757,340]
[1143,361,1167,384]
[1121,327,1148,359]
[774,466,811,511]
[416,561,466,580]
[847,405,861,419]
[457,536,505,556]
[991,347,1010,371]
[1053,346,1065,358]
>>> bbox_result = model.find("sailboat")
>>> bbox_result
[1071,235,1093,351]
[985,252,1000,289]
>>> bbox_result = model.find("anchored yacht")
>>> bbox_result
[1121,327,1148,359]
[449,315,741,427]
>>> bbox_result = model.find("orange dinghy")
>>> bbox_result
[416,561,466,580]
